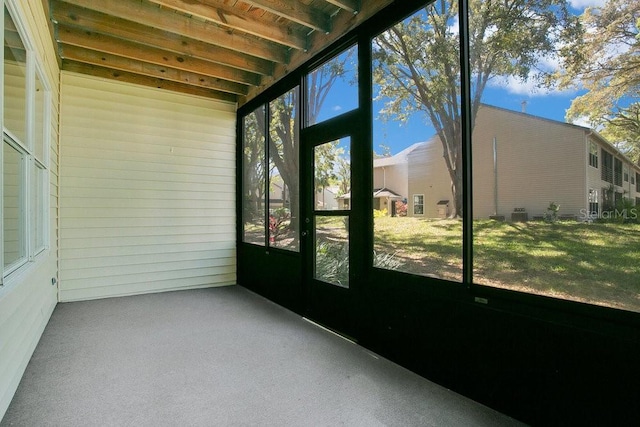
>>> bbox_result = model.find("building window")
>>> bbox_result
[3,141,25,270]
[588,188,599,217]
[2,4,50,280]
[589,141,598,168]
[637,173,640,192]
[614,158,623,186]
[413,194,424,215]
[623,165,629,182]
[601,149,613,183]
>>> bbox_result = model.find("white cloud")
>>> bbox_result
[569,0,606,10]
[332,105,343,112]
[569,115,592,127]
[489,73,571,98]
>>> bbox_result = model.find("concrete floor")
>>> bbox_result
[2,286,524,426]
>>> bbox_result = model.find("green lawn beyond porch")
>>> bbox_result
[373,217,640,313]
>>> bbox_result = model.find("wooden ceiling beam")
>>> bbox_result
[242,0,391,104]
[149,0,307,50]
[51,1,274,76]
[63,60,238,103]
[325,0,359,15]
[233,0,331,33]
[55,0,289,63]
[57,25,260,86]
[60,44,250,95]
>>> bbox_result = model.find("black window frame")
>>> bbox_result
[236,0,640,336]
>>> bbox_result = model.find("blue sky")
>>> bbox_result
[316,0,606,156]
[371,87,588,155]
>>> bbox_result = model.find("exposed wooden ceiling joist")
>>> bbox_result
[47,0,395,104]
[63,61,239,102]
[51,1,274,76]
[55,0,289,63]
[60,44,250,95]
[325,0,360,15]
[240,0,331,33]
[148,0,307,51]
[243,0,392,103]
[57,25,260,86]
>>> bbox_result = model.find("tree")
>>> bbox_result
[242,106,266,223]
[255,89,300,248]
[255,48,356,246]
[558,0,640,163]
[335,156,351,197]
[373,0,580,217]
[600,104,640,163]
[374,144,392,158]
[314,140,341,208]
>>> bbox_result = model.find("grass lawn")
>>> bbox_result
[374,217,640,313]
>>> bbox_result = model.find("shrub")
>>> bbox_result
[269,207,291,242]
[395,201,408,217]
[613,198,638,224]
[315,241,349,287]
[544,201,560,223]
[373,251,404,270]
[373,208,388,218]
[316,243,404,287]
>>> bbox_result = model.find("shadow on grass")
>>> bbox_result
[374,218,640,312]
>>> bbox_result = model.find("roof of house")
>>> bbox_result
[480,104,640,171]
[374,142,424,167]
[378,104,640,172]
[373,188,403,199]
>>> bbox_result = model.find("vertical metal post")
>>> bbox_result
[458,0,474,287]
[493,137,498,216]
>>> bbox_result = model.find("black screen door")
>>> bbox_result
[301,117,362,337]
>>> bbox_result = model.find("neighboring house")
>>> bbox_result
[316,186,340,210]
[404,104,640,219]
[372,143,422,215]
[268,174,290,210]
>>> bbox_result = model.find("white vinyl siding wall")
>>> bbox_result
[472,106,586,219]
[407,106,589,219]
[59,73,236,302]
[0,0,59,419]
[407,139,454,218]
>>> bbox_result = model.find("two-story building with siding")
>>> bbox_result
[395,104,640,219]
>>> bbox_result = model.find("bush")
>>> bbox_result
[613,198,638,224]
[269,207,291,242]
[395,201,408,217]
[373,208,388,218]
[544,201,560,223]
[316,243,404,287]
[373,251,404,270]
[315,241,349,287]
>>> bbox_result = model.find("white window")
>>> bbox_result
[3,140,26,271]
[589,141,598,168]
[2,3,50,282]
[413,194,424,215]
